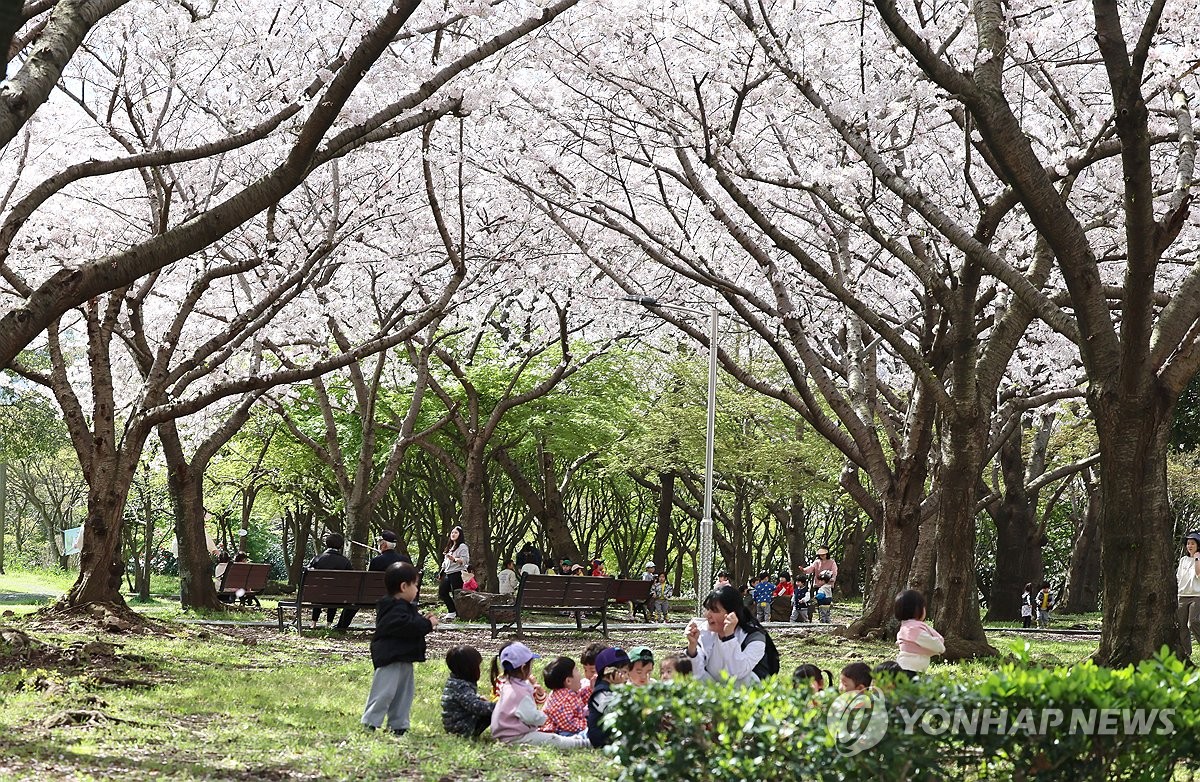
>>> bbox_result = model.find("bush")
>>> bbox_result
[604,646,1200,781]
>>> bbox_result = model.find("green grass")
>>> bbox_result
[0,570,1108,780]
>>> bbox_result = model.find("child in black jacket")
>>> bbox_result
[361,562,438,735]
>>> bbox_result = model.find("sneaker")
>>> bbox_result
[363,724,377,732]
[441,612,456,621]
[391,728,408,736]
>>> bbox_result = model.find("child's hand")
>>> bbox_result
[532,684,547,705]
[722,611,739,635]
[427,613,440,628]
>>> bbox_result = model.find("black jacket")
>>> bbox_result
[370,595,433,669]
[369,549,412,572]
[309,548,352,570]
[587,679,616,747]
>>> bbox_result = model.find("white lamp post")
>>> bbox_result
[623,295,719,616]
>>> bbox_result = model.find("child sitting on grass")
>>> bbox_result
[491,643,588,748]
[361,562,438,735]
[441,645,494,738]
[660,653,692,681]
[587,647,630,748]
[627,646,655,686]
[792,663,832,692]
[540,656,588,736]
[579,642,607,690]
[895,588,945,673]
[839,662,872,693]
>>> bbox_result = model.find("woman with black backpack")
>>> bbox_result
[684,585,780,686]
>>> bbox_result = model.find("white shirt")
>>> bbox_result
[1178,555,1200,597]
[688,626,764,687]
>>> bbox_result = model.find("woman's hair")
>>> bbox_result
[490,640,514,692]
[792,664,832,687]
[446,645,483,682]
[542,656,577,690]
[703,585,765,635]
[841,662,872,689]
[894,589,927,621]
[444,525,465,553]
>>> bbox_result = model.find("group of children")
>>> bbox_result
[737,569,835,624]
[358,558,947,743]
[1020,581,1055,629]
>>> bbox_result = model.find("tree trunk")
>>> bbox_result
[985,423,1045,620]
[837,511,868,599]
[460,444,495,591]
[62,470,133,607]
[1060,479,1101,613]
[778,494,807,576]
[137,491,153,602]
[1093,392,1178,665]
[652,471,674,576]
[930,417,996,658]
[160,422,226,611]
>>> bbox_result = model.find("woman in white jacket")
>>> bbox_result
[685,585,772,687]
[1177,531,1200,658]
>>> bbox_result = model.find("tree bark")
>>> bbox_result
[652,471,674,576]
[159,422,226,612]
[1093,392,1178,664]
[1060,474,1101,614]
[985,421,1045,620]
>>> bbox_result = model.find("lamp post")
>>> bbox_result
[623,295,719,616]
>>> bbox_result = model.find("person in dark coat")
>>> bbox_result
[337,531,415,631]
[308,533,352,628]
[360,562,438,734]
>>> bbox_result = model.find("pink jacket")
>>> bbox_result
[896,619,945,672]
[490,677,545,742]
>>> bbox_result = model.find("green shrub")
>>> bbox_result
[604,646,1200,782]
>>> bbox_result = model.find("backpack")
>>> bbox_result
[742,630,780,679]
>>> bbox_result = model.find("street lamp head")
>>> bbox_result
[621,294,658,307]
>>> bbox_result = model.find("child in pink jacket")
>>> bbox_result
[894,589,945,673]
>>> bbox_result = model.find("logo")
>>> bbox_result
[826,690,888,756]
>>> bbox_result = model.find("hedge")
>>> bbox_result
[604,646,1200,781]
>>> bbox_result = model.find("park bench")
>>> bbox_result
[488,574,612,638]
[276,568,388,630]
[216,562,272,605]
[608,578,654,621]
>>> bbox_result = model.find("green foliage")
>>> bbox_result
[605,646,1200,782]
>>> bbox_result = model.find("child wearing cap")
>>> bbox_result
[627,646,655,686]
[540,656,588,736]
[361,562,438,735]
[587,647,630,748]
[491,643,589,748]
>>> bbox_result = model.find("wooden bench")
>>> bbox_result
[276,569,388,630]
[488,574,611,638]
[216,562,272,605]
[608,578,654,621]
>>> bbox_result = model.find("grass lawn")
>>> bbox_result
[0,569,1103,781]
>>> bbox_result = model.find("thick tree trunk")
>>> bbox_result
[985,425,1044,620]
[460,445,495,591]
[1093,393,1179,665]
[837,511,868,599]
[160,423,225,612]
[845,467,924,639]
[931,418,996,658]
[1060,481,1101,613]
[62,467,134,607]
[777,495,807,576]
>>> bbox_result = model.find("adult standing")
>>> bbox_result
[802,546,839,585]
[1177,531,1200,658]
[684,585,775,687]
[309,533,353,629]
[515,543,542,573]
[439,526,470,620]
[337,531,414,631]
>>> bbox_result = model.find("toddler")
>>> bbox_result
[587,647,630,748]
[839,662,872,693]
[627,646,655,686]
[660,653,692,681]
[750,572,774,623]
[441,644,494,738]
[361,562,438,735]
[814,571,834,623]
[791,575,810,622]
[579,642,607,690]
[1037,582,1054,628]
[652,572,672,622]
[895,589,945,673]
[792,663,832,692]
[1020,582,1034,629]
[491,643,587,748]
[540,656,588,735]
